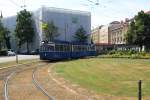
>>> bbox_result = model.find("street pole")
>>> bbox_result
[16,38,19,64]
[138,80,142,100]
[16,52,18,64]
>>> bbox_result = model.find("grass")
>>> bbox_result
[0,59,38,69]
[54,58,150,97]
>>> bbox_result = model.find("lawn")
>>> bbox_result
[54,58,150,97]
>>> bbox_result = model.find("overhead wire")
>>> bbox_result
[86,0,124,15]
[7,0,22,8]
[81,1,120,19]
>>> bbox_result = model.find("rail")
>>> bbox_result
[32,66,55,100]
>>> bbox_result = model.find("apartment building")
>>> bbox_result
[91,21,121,44]
[99,25,111,44]
[91,19,130,45]
[91,26,102,44]
[110,19,129,44]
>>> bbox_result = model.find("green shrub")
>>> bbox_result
[144,53,150,58]
[0,49,8,56]
[108,50,116,55]
[106,50,150,59]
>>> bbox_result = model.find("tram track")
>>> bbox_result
[3,61,53,100]
[4,72,15,100]
[32,65,55,100]
[0,60,40,80]
[3,62,39,100]
[0,61,40,100]
[3,60,93,100]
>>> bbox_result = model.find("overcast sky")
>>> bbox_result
[0,0,150,28]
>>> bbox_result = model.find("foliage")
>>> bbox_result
[126,11,150,50]
[74,26,88,43]
[0,49,7,56]
[125,21,136,45]
[0,19,4,49]
[106,50,150,59]
[0,19,11,49]
[3,28,11,49]
[15,9,35,53]
[42,21,59,42]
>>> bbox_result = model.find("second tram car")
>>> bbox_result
[39,41,96,60]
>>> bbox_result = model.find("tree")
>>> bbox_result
[125,21,137,44]
[15,9,35,53]
[0,19,4,49]
[125,11,150,51]
[0,18,11,49]
[74,26,88,43]
[42,21,59,42]
[3,28,11,49]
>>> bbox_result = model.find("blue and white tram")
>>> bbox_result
[39,41,96,60]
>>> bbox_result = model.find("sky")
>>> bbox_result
[0,0,150,28]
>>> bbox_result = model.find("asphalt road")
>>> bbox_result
[0,55,39,63]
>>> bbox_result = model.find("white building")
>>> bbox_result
[2,6,91,52]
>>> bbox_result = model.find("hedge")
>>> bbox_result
[0,49,8,56]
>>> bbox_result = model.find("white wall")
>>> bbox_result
[2,7,91,52]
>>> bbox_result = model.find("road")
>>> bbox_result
[0,55,39,63]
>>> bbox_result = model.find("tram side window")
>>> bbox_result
[47,45,54,51]
[45,46,49,51]
[77,45,87,51]
[73,45,78,52]
[83,45,88,51]
[55,44,65,52]
[72,45,87,52]
[89,45,96,51]
[55,45,60,52]
[50,44,71,52]
[42,46,45,51]
[64,45,70,52]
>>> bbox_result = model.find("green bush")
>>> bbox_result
[0,49,8,56]
[108,50,116,55]
[106,50,150,59]
[108,50,137,56]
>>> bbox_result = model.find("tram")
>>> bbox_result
[39,41,96,60]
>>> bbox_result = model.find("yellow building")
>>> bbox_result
[91,19,130,45]
[91,26,102,44]
[110,19,129,44]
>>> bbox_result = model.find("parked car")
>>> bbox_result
[7,50,16,56]
[30,49,39,55]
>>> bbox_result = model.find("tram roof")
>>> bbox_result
[42,40,93,45]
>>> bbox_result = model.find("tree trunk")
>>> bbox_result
[27,42,29,54]
[5,37,11,49]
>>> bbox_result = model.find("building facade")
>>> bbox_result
[91,26,102,44]
[2,7,91,52]
[91,19,130,45]
[110,19,129,44]
[99,25,111,44]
